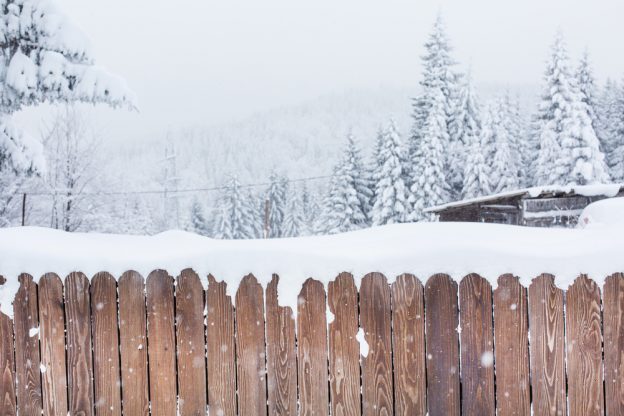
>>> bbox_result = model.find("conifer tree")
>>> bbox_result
[491,103,520,193]
[576,51,600,132]
[265,171,288,238]
[371,119,409,225]
[283,190,308,237]
[607,82,624,181]
[462,107,494,198]
[190,198,210,236]
[214,175,257,239]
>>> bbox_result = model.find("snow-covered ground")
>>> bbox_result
[1,205,623,317]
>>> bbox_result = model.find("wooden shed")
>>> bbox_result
[425,183,624,227]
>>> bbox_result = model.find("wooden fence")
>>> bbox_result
[0,270,623,416]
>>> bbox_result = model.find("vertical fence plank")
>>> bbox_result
[603,273,624,416]
[118,271,149,416]
[529,274,566,416]
[0,308,17,416]
[38,273,68,416]
[360,272,393,416]
[459,274,495,416]
[566,275,603,416]
[147,270,177,416]
[91,272,122,416]
[175,269,208,416]
[493,274,530,416]
[328,273,361,416]
[424,274,460,416]
[13,274,42,416]
[206,275,237,416]
[297,278,329,416]
[235,274,268,416]
[391,274,425,416]
[65,272,95,416]
[265,275,297,416]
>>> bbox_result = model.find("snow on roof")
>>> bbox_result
[425,183,624,213]
[1,222,624,318]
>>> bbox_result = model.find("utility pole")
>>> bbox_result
[264,198,270,238]
[21,193,26,226]
[160,133,180,229]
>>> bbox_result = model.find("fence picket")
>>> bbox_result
[174,269,208,416]
[424,274,460,416]
[91,272,122,416]
[493,274,530,416]
[297,278,329,416]
[529,274,566,416]
[235,274,268,416]
[118,271,149,416]
[265,275,297,416]
[65,272,94,416]
[0,307,17,416]
[603,273,624,416]
[146,270,177,416]
[38,273,68,416]
[360,273,393,416]
[459,274,495,416]
[328,273,361,416]
[206,275,237,416]
[391,273,426,416]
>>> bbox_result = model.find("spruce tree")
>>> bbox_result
[190,198,210,236]
[491,102,520,193]
[371,119,409,225]
[462,108,493,199]
[576,51,600,133]
[608,81,624,181]
[533,33,609,186]
[265,171,288,238]
[283,190,308,237]
[214,175,257,239]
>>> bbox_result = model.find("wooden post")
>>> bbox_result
[264,198,270,238]
[21,193,26,226]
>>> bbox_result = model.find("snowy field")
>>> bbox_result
[1,199,623,317]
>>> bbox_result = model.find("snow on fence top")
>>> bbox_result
[0,220,623,317]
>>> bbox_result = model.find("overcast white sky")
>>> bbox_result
[27,0,624,142]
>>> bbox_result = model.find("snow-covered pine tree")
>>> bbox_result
[321,132,372,233]
[596,79,620,160]
[491,101,520,193]
[608,81,624,181]
[283,189,308,237]
[265,171,288,238]
[576,51,600,134]
[371,119,409,226]
[214,175,256,239]
[190,198,210,236]
[408,86,451,222]
[533,33,609,186]
[462,107,493,199]
[447,72,481,195]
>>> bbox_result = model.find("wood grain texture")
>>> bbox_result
[65,272,95,416]
[391,274,425,416]
[91,272,122,416]
[565,275,603,416]
[265,275,297,416]
[528,274,566,416]
[360,273,393,416]
[603,273,624,416]
[459,274,495,416]
[327,273,361,416]
[493,274,530,416]
[174,269,207,416]
[118,271,149,416]
[206,275,237,416]
[235,274,268,416]
[37,273,68,416]
[297,278,329,416]
[146,270,177,416]
[13,274,42,416]
[424,274,460,416]
[0,308,17,416]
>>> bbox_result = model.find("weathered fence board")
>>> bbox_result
[391,274,426,416]
[529,274,566,416]
[91,272,122,416]
[118,271,149,416]
[565,275,603,416]
[425,274,460,416]
[37,273,68,416]
[13,274,42,416]
[493,274,530,416]
[206,275,237,416]
[328,273,361,416]
[604,273,624,416]
[235,274,268,416]
[0,308,16,416]
[360,273,393,416]
[65,272,94,416]
[146,270,177,416]
[265,275,297,416]
[175,269,208,416]
[297,278,329,416]
[459,274,495,416]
